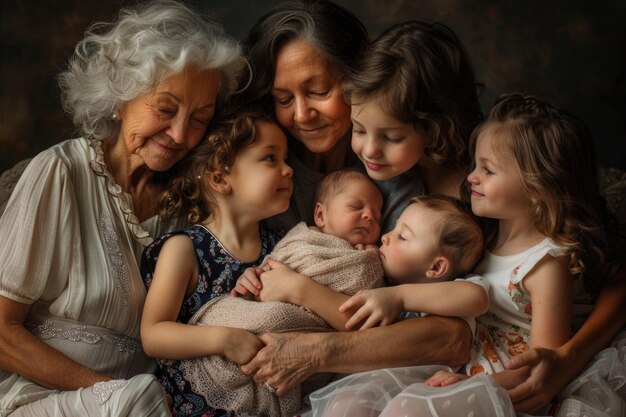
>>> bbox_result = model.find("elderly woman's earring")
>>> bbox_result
[112,112,119,121]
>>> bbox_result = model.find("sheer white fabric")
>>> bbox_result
[554,329,626,417]
[304,367,515,417]
[304,239,624,417]
[0,138,185,416]
[304,332,626,417]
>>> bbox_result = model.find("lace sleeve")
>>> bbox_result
[0,158,33,215]
[599,166,626,231]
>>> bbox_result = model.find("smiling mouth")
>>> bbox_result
[152,140,181,153]
[471,189,484,197]
[296,125,328,134]
[364,160,386,171]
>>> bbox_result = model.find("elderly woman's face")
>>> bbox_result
[119,66,220,172]
[272,40,352,154]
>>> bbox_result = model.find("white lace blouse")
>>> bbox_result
[0,137,186,381]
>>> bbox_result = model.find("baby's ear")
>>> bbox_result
[425,256,451,280]
[313,202,326,229]
[207,171,231,194]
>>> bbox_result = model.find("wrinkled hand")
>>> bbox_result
[222,328,265,365]
[240,332,322,396]
[256,258,308,304]
[425,369,469,387]
[339,287,402,330]
[231,266,265,299]
[505,347,569,414]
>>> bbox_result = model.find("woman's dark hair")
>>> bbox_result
[236,0,368,111]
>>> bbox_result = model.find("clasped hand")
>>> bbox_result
[230,258,319,396]
[339,287,403,330]
[230,257,305,303]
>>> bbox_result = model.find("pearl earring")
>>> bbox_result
[112,112,119,121]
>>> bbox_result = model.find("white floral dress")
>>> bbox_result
[467,239,570,376]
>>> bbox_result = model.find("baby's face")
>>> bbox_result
[316,178,382,246]
[378,203,444,283]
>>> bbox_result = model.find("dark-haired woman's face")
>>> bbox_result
[271,40,351,154]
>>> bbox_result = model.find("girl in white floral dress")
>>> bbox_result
[419,93,623,415]
[307,93,623,417]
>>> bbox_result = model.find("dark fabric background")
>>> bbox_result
[1,0,625,173]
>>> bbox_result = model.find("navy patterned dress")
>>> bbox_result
[140,223,282,417]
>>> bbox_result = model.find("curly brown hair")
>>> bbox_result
[159,109,275,223]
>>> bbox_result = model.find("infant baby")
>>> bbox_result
[180,169,385,417]
[182,169,486,417]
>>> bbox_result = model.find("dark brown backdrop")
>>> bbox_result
[1,0,625,173]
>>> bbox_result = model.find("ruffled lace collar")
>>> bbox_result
[87,139,152,245]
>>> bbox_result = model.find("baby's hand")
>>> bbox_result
[339,287,402,330]
[257,258,305,304]
[222,328,265,365]
[425,370,469,387]
[231,266,264,299]
[353,243,380,254]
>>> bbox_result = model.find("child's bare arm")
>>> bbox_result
[399,280,490,318]
[141,236,264,363]
[341,279,489,331]
[523,255,573,349]
[487,255,573,390]
[506,276,626,413]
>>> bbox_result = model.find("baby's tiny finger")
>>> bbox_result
[359,315,379,331]
[338,296,358,313]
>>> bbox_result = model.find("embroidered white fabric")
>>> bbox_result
[92,380,128,405]
[0,138,187,415]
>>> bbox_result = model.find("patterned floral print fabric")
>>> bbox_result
[141,224,282,417]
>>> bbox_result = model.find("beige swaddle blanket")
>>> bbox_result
[180,222,384,417]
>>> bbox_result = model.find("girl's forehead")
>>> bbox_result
[477,123,513,155]
[351,93,403,120]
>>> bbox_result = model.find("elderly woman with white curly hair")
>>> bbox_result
[0,1,244,415]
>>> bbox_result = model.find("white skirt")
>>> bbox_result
[304,330,626,417]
